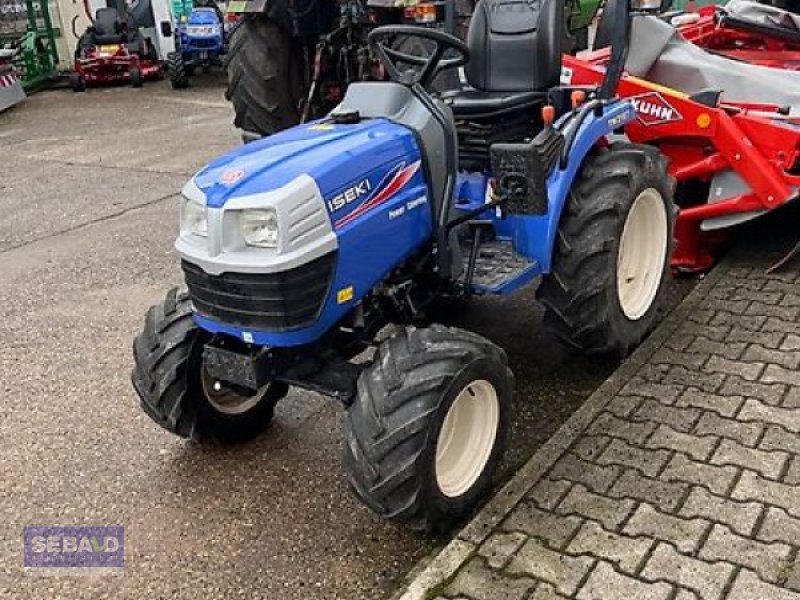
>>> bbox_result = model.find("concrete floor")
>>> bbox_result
[0,76,686,599]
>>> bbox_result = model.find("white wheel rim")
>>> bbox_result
[617,188,669,321]
[435,379,500,499]
[200,368,266,416]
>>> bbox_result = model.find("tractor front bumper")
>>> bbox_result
[176,174,340,345]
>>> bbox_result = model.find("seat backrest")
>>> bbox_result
[94,8,122,36]
[465,0,564,93]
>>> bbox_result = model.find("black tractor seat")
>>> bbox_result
[78,7,146,56]
[442,89,546,118]
[442,0,563,119]
[90,7,130,45]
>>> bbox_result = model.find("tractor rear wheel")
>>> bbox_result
[537,143,676,356]
[168,52,189,89]
[224,15,305,138]
[131,287,289,444]
[342,325,513,532]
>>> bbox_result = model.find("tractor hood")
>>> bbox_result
[193,119,419,210]
[188,8,219,24]
[178,114,432,347]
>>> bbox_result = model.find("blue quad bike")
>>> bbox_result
[132,0,675,531]
[167,5,226,88]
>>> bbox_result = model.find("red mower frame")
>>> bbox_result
[73,46,160,90]
[564,50,800,272]
[678,6,800,71]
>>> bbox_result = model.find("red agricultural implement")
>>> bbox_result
[564,12,800,272]
[678,0,800,71]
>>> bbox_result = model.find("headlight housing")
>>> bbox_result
[182,199,208,237]
[240,209,279,248]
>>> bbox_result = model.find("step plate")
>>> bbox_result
[467,241,539,295]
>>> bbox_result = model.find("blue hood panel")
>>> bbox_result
[186,117,435,347]
[195,119,420,211]
[188,8,219,24]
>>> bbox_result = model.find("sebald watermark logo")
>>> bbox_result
[24,526,124,576]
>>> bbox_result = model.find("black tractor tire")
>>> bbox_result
[129,67,143,88]
[573,26,590,53]
[537,143,676,357]
[343,325,513,532]
[168,52,189,89]
[224,15,305,137]
[70,72,86,92]
[131,287,289,444]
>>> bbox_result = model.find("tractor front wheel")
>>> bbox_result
[131,287,289,444]
[537,143,676,356]
[168,52,189,89]
[224,15,305,138]
[343,325,513,532]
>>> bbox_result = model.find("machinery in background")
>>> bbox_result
[81,0,175,61]
[222,0,604,141]
[0,0,59,91]
[70,6,162,90]
[677,0,800,69]
[568,7,800,272]
[0,46,25,109]
[167,0,227,87]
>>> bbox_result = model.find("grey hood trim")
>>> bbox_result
[176,174,338,276]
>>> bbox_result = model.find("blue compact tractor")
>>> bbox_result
[132,0,675,530]
[167,0,225,88]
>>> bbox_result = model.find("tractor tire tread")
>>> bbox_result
[131,287,199,439]
[168,52,189,89]
[537,143,676,356]
[342,324,510,532]
[223,15,303,136]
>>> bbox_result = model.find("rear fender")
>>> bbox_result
[498,100,636,272]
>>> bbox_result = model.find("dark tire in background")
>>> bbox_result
[70,72,86,92]
[224,15,305,137]
[168,52,189,89]
[129,67,143,88]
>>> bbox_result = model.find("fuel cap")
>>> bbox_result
[330,110,361,125]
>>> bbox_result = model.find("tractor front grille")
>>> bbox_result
[182,253,336,332]
[188,39,218,49]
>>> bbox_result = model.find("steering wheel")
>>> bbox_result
[368,25,470,89]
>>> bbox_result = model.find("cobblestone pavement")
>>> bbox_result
[394,238,800,600]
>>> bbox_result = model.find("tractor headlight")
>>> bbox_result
[182,199,208,237]
[240,209,279,248]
